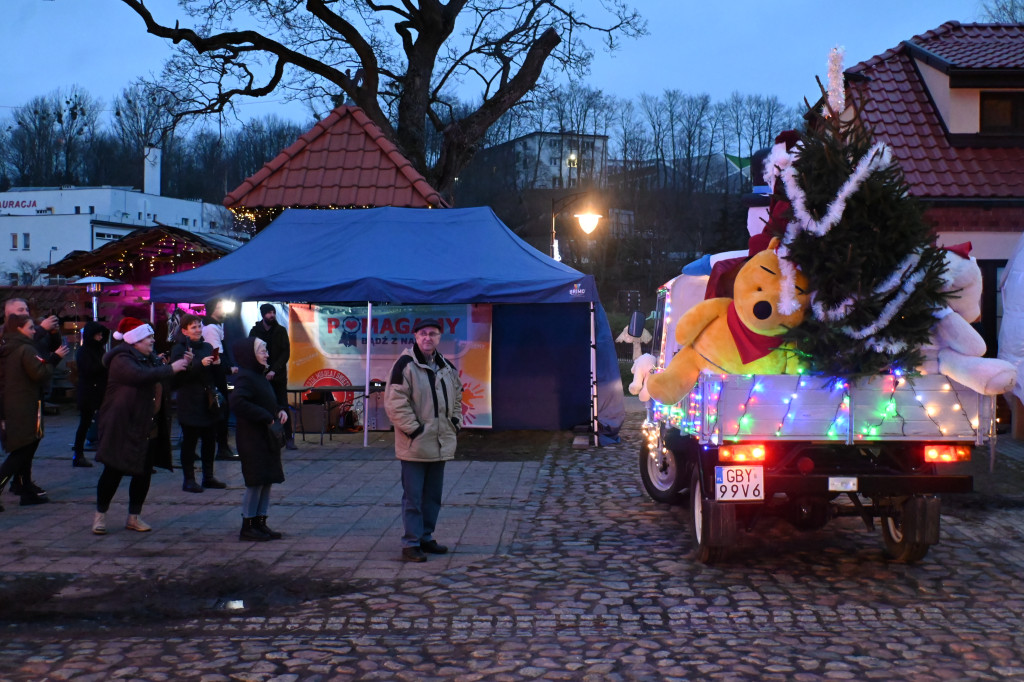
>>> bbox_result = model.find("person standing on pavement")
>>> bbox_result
[202,298,239,461]
[384,318,463,563]
[170,314,225,492]
[72,321,109,468]
[249,303,296,450]
[230,337,288,541]
[92,318,189,534]
[0,314,70,508]
[1,298,63,498]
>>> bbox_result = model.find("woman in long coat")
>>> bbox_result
[0,313,69,508]
[170,313,222,492]
[72,320,109,468]
[229,337,288,541]
[92,318,188,534]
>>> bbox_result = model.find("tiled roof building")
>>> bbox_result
[846,21,1024,351]
[846,21,1024,262]
[224,105,446,228]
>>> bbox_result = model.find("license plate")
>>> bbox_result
[829,477,858,492]
[714,466,764,501]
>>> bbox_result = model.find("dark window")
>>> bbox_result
[980,92,1024,134]
[74,206,81,214]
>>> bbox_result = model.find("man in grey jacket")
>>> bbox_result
[384,318,463,562]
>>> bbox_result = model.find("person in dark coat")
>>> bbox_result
[229,336,288,541]
[170,313,224,492]
[92,318,189,535]
[1,298,63,499]
[249,303,296,450]
[72,321,109,468]
[0,314,69,509]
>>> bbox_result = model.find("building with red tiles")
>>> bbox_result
[223,105,446,232]
[845,21,1024,349]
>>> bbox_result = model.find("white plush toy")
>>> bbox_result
[629,353,657,402]
[920,244,1016,395]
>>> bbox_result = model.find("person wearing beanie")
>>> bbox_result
[170,313,224,492]
[229,336,289,541]
[72,321,110,468]
[248,303,295,450]
[0,313,70,509]
[92,318,190,534]
[384,318,463,563]
[201,298,239,460]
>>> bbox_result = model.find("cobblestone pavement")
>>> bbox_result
[3,400,1024,680]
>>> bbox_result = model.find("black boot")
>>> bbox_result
[182,477,204,493]
[239,517,271,541]
[72,450,93,468]
[255,515,282,539]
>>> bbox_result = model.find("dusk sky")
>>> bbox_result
[3,0,987,126]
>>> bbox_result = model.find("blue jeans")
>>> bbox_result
[242,484,272,517]
[400,460,445,548]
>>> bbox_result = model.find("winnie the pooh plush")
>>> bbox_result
[920,243,1016,395]
[642,238,810,405]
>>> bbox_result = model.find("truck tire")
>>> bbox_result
[880,496,934,564]
[639,437,685,504]
[689,467,729,564]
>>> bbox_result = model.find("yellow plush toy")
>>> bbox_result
[645,238,811,405]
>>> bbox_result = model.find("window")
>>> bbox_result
[9,233,16,250]
[22,233,30,250]
[980,92,1024,134]
[182,218,189,226]
[75,206,81,214]
[88,206,95,214]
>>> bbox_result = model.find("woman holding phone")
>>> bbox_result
[0,313,70,508]
[170,314,224,492]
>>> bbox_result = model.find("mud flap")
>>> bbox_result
[903,496,941,545]
[702,498,737,547]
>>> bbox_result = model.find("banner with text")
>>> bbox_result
[288,304,492,428]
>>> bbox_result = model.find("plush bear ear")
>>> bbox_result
[767,236,781,251]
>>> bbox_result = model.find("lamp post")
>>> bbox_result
[48,246,58,265]
[550,192,602,261]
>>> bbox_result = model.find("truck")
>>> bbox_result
[637,272,994,564]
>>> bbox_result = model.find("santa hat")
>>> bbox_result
[113,317,155,345]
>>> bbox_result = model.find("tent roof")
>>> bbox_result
[150,207,597,304]
[223,105,446,210]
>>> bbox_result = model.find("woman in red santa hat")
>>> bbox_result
[91,318,190,534]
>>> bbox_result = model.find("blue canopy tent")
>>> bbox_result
[150,207,624,442]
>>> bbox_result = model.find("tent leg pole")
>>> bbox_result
[591,302,598,447]
[364,301,372,448]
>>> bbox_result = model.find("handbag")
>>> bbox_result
[267,421,286,449]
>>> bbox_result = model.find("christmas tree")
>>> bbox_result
[767,76,949,379]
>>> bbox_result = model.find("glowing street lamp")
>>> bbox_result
[551,193,602,261]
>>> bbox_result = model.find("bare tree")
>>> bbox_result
[981,0,1024,20]
[117,0,646,194]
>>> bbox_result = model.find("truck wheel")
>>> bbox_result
[881,499,931,564]
[689,467,727,564]
[639,437,685,504]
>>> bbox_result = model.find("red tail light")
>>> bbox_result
[923,444,971,463]
[720,443,767,463]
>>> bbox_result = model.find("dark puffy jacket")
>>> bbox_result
[0,332,56,452]
[96,344,175,476]
[229,337,285,486]
[170,333,218,427]
[76,321,109,410]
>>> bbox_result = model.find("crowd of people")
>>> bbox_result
[0,299,464,561]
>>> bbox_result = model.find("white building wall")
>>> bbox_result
[0,186,233,278]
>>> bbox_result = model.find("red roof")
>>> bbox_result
[846,22,1024,200]
[224,105,446,209]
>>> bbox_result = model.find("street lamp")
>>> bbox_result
[48,246,58,265]
[551,193,602,261]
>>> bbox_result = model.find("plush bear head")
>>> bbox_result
[731,238,811,336]
[940,244,982,322]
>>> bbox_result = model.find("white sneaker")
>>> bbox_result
[92,512,106,535]
[125,514,152,532]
